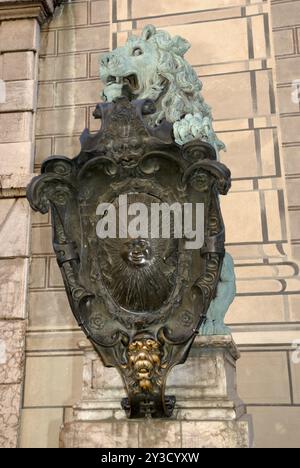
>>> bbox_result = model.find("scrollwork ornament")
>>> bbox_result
[27,98,231,419]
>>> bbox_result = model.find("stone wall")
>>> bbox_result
[0,0,63,448]
[19,0,111,448]
[0,0,299,448]
[272,1,300,259]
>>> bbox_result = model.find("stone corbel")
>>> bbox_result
[0,0,62,24]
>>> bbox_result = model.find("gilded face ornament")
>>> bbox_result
[127,338,162,392]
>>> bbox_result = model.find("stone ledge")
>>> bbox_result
[0,173,35,198]
[60,417,253,448]
[0,0,62,24]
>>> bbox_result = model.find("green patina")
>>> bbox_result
[100,24,225,156]
[99,25,235,335]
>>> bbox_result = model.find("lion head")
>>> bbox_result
[100,25,225,153]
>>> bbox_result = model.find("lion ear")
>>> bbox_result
[142,25,156,41]
[172,36,191,56]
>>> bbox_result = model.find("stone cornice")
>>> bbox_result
[0,0,62,24]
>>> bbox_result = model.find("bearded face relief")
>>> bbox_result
[99,193,178,313]
[127,338,162,393]
[100,236,177,313]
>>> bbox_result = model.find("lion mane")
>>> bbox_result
[100,24,225,153]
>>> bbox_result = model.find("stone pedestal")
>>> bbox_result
[60,336,253,448]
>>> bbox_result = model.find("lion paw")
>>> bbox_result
[173,113,210,146]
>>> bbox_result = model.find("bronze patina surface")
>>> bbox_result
[27,98,231,418]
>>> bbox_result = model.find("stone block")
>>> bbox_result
[91,0,110,24]
[255,70,274,116]
[36,107,86,136]
[203,72,253,120]
[289,211,300,242]
[0,198,30,257]
[0,141,33,174]
[181,418,252,448]
[55,79,103,106]
[51,1,88,27]
[0,112,32,143]
[161,19,249,66]
[3,51,35,81]
[260,128,278,177]
[60,420,139,448]
[251,14,267,59]
[20,408,64,448]
[0,320,25,384]
[278,86,300,114]
[218,130,258,179]
[29,257,46,289]
[272,1,300,28]
[286,179,300,207]
[236,278,282,295]
[40,30,56,56]
[281,116,300,144]
[31,225,53,255]
[291,245,300,261]
[289,351,300,404]
[29,290,76,330]
[60,416,251,449]
[0,19,39,51]
[54,136,81,158]
[58,25,110,53]
[139,420,181,448]
[288,294,300,322]
[130,0,242,18]
[35,138,52,165]
[167,353,233,400]
[0,173,34,197]
[237,351,291,404]
[0,384,22,448]
[48,257,64,288]
[276,57,300,83]
[31,210,49,226]
[39,54,88,81]
[221,191,263,244]
[23,355,83,407]
[250,406,300,448]
[0,258,29,319]
[0,54,3,79]
[90,51,102,77]
[227,295,286,324]
[0,80,36,112]
[273,29,295,56]
[283,146,300,176]
[264,189,284,241]
[37,83,54,108]
[25,330,84,354]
